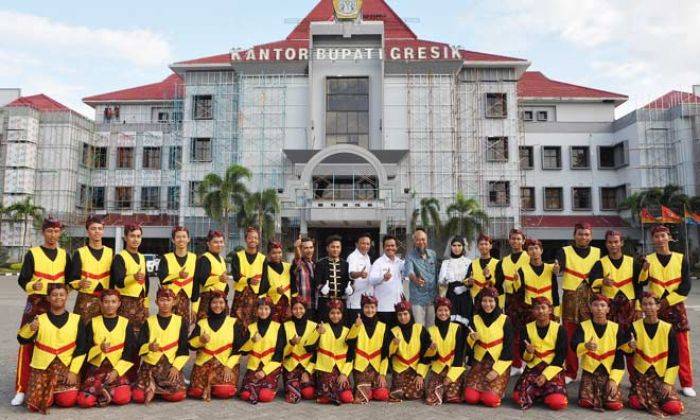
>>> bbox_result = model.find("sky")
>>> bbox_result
[1,0,698,118]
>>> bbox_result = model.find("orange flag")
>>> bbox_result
[660,206,682,224]
[640,208,659,224]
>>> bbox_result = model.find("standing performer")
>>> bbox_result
[465,234,499,304]
[70,215,113,323]
[624,292,685,416]
[388,299,431,402]
[261,241,295,323]
[194,230,229,320]
[513,297,568,411]
[464,287,513,408]
[158,226,198,327]
[555,222,600,383]
[313,299,355,405]
[239,297,286,404]
[132,288,188,404]
[571,294,625,412]
[346,233,373,324]
[516,239,560,319]
[494,228,529,375]
[347,295,392,403]
[315,235,352,322]
[231,227,266,327]
[17,283,86,414]
[109,224,148,336]
[77,290,135,408]
[292,236,316,317]
[12,217,70,406]
[438,236,471,327]
[641,225,695,396]
[368,235,405,329]
[282,296,319,403]
[187,290,248,401]
[424,297,467,406]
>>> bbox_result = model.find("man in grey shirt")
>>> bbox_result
[402,228,438,326]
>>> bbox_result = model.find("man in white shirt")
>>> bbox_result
[345,233,373,325]
[369,235,405,328]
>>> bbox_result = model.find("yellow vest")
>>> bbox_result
[193,316,239,367]
[267,262,292,304]
[470,257,499,298]
[562,246,600,291]
[390,324,424,373]
[201,252,227,293]
[579,320,619,374]
[235,251,265,293]
[632,319,672,376]
[525,320,559,368]
[646,253,683,300]
[283,319,318,372]
[352,322,386,372]
[31,312,81,369]
[75,246,113,294]
[162,252,197,298]
[501,252,529,294]
[117,250,146,298]
[315,325,351,374]
[246,321,281,370]
[87,316,132,374]
[428,322,460,373]
[598,256,635,299]
[28,247,67,295]
[142,315,182,366]
[522,263,554,305]
[472,314,507,362]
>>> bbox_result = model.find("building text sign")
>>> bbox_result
[230,45,463,62]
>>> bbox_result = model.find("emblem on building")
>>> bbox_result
[333,0,363,20]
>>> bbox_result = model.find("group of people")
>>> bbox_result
[9,215,695,416]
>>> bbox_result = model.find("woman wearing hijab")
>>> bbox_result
[438,236,472,327]
[388,299,431,402]
[464,286,513,408]
[282,296,319,403]
[313,299,355,405]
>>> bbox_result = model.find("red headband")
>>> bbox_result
[171,226,189,239]
[100,289,121,301]
[361,294,378,307]
[394,299,412,312]
[42,217,62,231]
[328,299,345,311]
[435,296,452,310]
[531,296,553,308]
[257,296,273,307]
[84,214,104,230]
[291,296,308,308]
[157,288,176,300]
[207,230,223,241]
[124,223,142,234]
[477,233,492,244]
[524,238,542,249]
[574,223,592,234]
[590,294,611,305]
[480,286,499,300]
[651,225,670,236]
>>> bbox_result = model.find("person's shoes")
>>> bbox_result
[510,367,524,377]
[565,376,575,385]
[11,393,25,406]
[184,378,191,386]
[682,387,696,397]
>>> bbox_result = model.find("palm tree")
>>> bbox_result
[243,189,280,244]
[411,197,442,241]
[444,193,489,245]
[198,165,251,251]
[7,197,44,256]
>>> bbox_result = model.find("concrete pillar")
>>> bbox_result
[114,226,123,254]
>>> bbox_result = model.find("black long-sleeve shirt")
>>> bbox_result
[69,246,106,281]
[84,316,136,364]
[188,316,248,353]
[519,322,567,368]
[588,256,644,300]
[570,320,628,373]
[639,253,691,300]
[109,252,149,297]
[555,245,593,273]
[194,252,228,295]
[136,314,189,358]
[494,252,525,295]
[258,261,298,297]
[314,257,350,299]
[230,251,261,286]
[18,247,72,290]
[17,311,87,361]
[517,263,560,307]
[157,253,200,302]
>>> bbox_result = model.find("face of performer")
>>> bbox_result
[172,230,190,251]
[436,305,450,322]
[527,244,543,262]
[362,302,377,318]
[301,239,315,260]
[86,223,104,245]
[329,308,343,324]
[574,227,592,248]
[481,296,496,314]
[292,302,306,319]
[124,228,142,251]
[384,238,397,258]
[509,232,525,252]
[397,310,411,325]
[210,296,226,315]
[268,247,282,264]
[157,294,175,316]
[477,239,492,258]
[257,303,271,320]
[48,287,68,312]
[43,227,62,248]
[652,230,671,250]
[590,300,610,322]
[641,296,659,319]
[101,294,121,317]
[327,240,341,259]
[533,302,552,323]
[245,230,259,251]
[413,230,427,251]
[605,233,623,258]
[357,236,371,255]
[451,241,464,256]
[208,236,224,254]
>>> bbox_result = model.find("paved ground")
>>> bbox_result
[0,277,698,419]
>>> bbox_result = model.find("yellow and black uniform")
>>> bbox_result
[282,316,319,403]
[194,251,228,320]
[259,260,297,323]
[346,315,393,402]
[231,250,266,326]
[517,262,560,318]
[495,251,529,307]
[466,257,499,299]
[424,319,467,405]
[158,251,199,325]
[313,319,355,404]
[109,250,148,333]
[388,321,431,401]
[239,317,286,403]
[588,255,644,330]
[70,246,113,322]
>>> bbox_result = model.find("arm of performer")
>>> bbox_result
[664,327,680,385]
[551,269,561,318]
[18,251,35,292]
[608,326,627,385]
[258,261,271,297]
[230,253,243,286]
[542,324,567,381]
[445,325,467,383]
[588,260,604,292]
[571,323,586,357]
[262,325,286,375]
[157,256,169,285]
[194,255,211,291]
[109,254,127,289]
[555,248,566,273]
[68,250,83,290]
[492,318,513,375]
[69,322,87,375]
[665,258,691,306]
[172,318,190,371]
[116,323,136,376]
[415,326,432,378]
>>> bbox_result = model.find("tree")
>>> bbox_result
[444,193,489,246]
[411,197,442,241]
[7,198,44,256]
[198,165,251,252]
[242,188,280,245]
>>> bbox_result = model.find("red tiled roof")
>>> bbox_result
[644,90,700,109]
[6,94,71,112]
[83,73,182,104]
[518,71,627,102]
[522,215,630,229]
[101,213,173,227]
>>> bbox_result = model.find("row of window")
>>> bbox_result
[486,181,627,211]
[77,181,208,211]
[519,142,629,170]
[81,140,215,170]
[522,110,549,122]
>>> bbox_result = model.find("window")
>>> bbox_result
[572,187,592,210]
[601,185,627,210]
[326,77,370,148]
[485,93,507,118]
[152,107,174,123]
[167,186,180,210]
[570,146,590,169]
[488,181,510,207]
[190,138,212,162]
[142,147,161,170]
[91,187,105,209]
[81,143,90,167]
[77,184,88,207]
[193,95,213,120]
[599,141,629,169]
[168,146,182,170]
[544,187,564,211]
[519,146,534,170]
[312,176,378,200]
[93,147,107,169]
[141,187,160,210]
[542,146,561,170]
[536,111,549,121]
[521,187,535,211]
[486,137,509,162]
[116,147,134,169]
[189,181,202,207]
[522,110,533,121]
[115,187,133,209]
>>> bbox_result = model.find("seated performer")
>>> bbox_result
[132,288,188,404]
[158,226,198,327]
[187,290,248,401]
[194,230,229,320]
[424,297,467,406]
[261,241,295,323]
[282,296,319,403]
[571,294,625,412]
[239,297,286,404]
[513,297,568,411]
[313,299,355,405]
[347,295,392,403]
[464,286,513,408]
[77,290,134,408]
[388,299,431,402]
[17,283,86,414]
[624,292,684,416]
